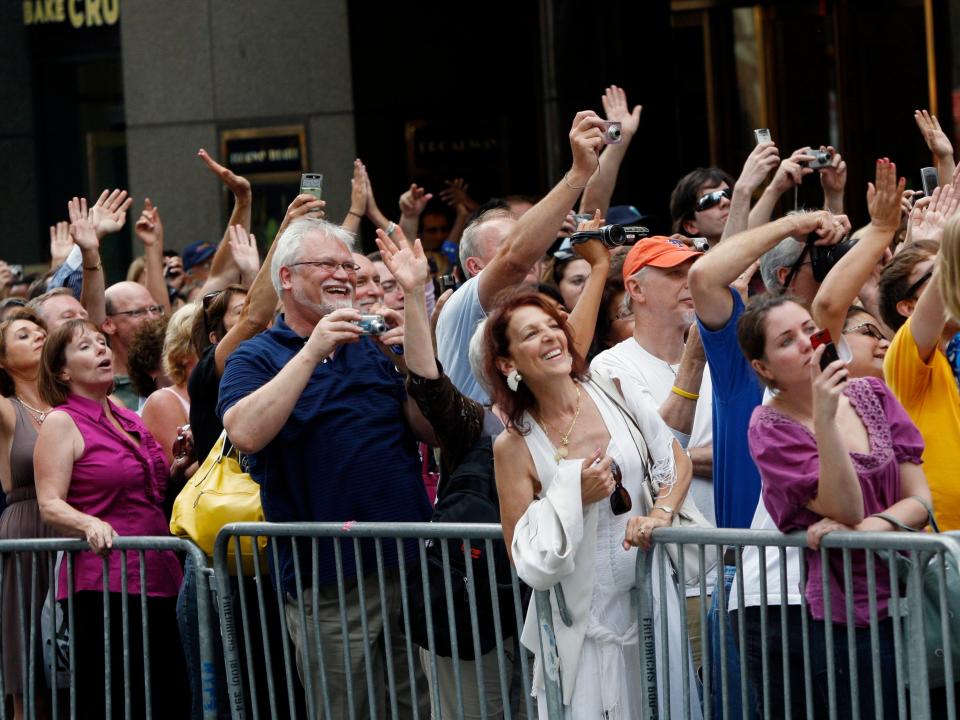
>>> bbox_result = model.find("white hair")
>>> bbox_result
[621,266,648,316]
[760,237,805,293]
[270,217,356,296]
[468,318,494,395]
[458,209,514,277]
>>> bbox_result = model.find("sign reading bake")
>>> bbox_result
[23,0,119,27]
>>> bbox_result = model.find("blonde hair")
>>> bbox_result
[162,303,199,386]
[940,214,960,322]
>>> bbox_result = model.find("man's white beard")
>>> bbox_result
[293,284,353,317]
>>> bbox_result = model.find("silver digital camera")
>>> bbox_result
[357,314,387,335]
[602,121,622,145]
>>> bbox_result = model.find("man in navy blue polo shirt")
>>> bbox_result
[218,216,435,717]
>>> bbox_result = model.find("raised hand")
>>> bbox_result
[572,209,610,268]
[818,146,848,197]
[49,221,73,267]
[866,158,905,232]
[197,148,252,204]
[275,193,325,241]
[89,188,133,239]
[790,209,849,246]
[399,183,432,218]
[349,159,368,216]
[914,109,954,159]
[226,224,260,281]
[737,141,781,192]
[600,85,642,139]
[908,184,959,245]
[374,227,429,292]
[770,146,816,193]
[134,198,163,248]
[438,178,477,213]
[567,111,606,184]
[67,196,99,252]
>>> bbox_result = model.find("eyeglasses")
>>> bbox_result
[290,259,361,275]
[108,304,164,319]
[843,322,886,341]
[609,460,632,516]
[695,188,731,212]
[902,268,933,301]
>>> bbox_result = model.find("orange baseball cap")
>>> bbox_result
[622,236,702,281]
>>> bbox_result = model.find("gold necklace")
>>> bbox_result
[537,384,582,463]
[15,395,51,425]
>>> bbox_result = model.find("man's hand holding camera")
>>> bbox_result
[818,145,847,212]
[737,141,781,193]
[790,209,850,246]
[303,308,363,364]
[770,147,817,194]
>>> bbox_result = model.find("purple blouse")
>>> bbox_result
[55,394,182,600]
[748,377,924,626]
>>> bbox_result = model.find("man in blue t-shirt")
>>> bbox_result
[688,208,849,718]
[218,216,436,717]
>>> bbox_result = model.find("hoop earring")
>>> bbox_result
[506,369,522,392]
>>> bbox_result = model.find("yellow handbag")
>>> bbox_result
[170,430,267,576]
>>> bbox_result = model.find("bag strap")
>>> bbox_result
[587,375,653,482]
[872,495,939,534]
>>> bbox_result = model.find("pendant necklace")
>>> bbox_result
[15,395,51,425]
[537,384,582,463]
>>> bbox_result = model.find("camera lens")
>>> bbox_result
[607,125,621,142]
[598,225,627,247]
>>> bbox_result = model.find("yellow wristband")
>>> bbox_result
[671,385,699,401]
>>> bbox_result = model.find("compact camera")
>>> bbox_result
[804,150,833,170]
[807,234,858,283]
[357,314,387,335]
[754,128,772,145]
[8,265,23,282]
[602,121,622,145]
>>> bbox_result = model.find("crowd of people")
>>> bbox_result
[0,84,957,719]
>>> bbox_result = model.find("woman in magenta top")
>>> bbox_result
[34,319,188,718]
[738,294,931,717]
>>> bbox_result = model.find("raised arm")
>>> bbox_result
[341,159,367,235]
[811,159,903,340]
[722,141,781,241]
[362,166,395,232]
[67,197,107,326]
[748,146,816,228]
[49,221,73,270]
[564,223,610,358]
[690,210,844,329]
[819,146,848,214]
[197,149,253,292]
[397,183,432,241]
[439,178,478,246]
[578,85,642,217]
[133,199,172,314]
[212,196,324,375]
[915,109,956,187]
[477,111,606,308]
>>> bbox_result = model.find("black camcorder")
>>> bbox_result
[568,224,649,249]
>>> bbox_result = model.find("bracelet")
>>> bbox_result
[385,221,397,236]
[653,505,675,517]
[562,172,587,190]
[671,385,700,401]
[83,262,102,272]
[347,210,363,218]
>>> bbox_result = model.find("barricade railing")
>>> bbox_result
[212,522,539,720]
[626,527,960,720]
[0,536,216,720]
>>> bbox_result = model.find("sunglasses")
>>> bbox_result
[609,459,632,516]
[843,322,885,341]
[695,188,731,212]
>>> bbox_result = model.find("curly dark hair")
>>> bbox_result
[128,315,169,397]
[482,289,589,434]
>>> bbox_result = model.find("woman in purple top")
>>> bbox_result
[34,319,189,718]
[738,294,930,718]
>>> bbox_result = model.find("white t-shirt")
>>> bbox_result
[728,389,802,611]
[591,336,716,525]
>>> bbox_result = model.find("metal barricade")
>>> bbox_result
[212,521,543,720]
[628,527,960,720]
[0,536,216,720]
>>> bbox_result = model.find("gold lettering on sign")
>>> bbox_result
[67,0,84,27]
[24,0,116,26]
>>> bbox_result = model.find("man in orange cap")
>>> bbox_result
[590,235,714,669]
